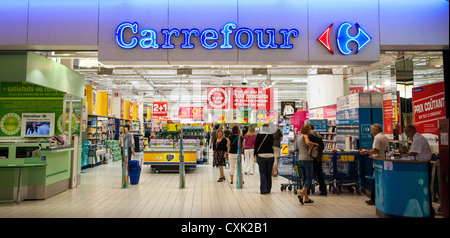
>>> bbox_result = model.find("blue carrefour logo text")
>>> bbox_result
[116,22,299,50]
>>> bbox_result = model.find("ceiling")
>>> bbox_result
[38,51,444,109]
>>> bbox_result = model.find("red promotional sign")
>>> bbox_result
[231,87,274,110]
[207,87,229,109]
[179,107,203,119]
[412,81,446,142]
[383,93,394,137]
[323,105,337,118]
[152,102,168,120]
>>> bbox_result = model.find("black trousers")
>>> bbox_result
[313,154,327,194]
[257,156,275,194]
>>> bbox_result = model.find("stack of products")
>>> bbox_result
[81,140,90,170]
[107,140,122,162]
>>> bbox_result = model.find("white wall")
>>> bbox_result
[307,75,344,109]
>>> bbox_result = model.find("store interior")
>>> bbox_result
[0,49,446,218]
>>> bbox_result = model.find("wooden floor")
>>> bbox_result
[0,157,379,218]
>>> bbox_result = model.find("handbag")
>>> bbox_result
[309,146,319,158]
[254,134,269,161]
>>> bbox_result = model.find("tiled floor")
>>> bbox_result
[0,158,380,218]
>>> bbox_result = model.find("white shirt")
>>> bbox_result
[372,132,389,159]
[409,132,432,161]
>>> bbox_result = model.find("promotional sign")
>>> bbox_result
[179,107,203,119]
[309,119,328,133]
[231,87,274,110]
[281,101,296,117]
[412,81,446,144]
[383,93,394,139]
[21,113,55,138]
[207,87,229,109]
[323,105,337,119]
[152,101,168,120]
[0,82,64,137]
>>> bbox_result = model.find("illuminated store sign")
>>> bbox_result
[116,22,299,50]
[318,22,372,55]
[116,21,372,56]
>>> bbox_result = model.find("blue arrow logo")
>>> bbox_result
[336,22,372,55]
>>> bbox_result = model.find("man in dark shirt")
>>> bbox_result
[308,123,327,196]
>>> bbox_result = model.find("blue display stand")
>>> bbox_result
[374,158,431,218]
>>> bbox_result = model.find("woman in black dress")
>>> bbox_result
[213,130,228,182]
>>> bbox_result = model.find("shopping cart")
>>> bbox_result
[311,152,336,194]
[359,154,374,197]
[333,152,362,195]
[278,155,303,194]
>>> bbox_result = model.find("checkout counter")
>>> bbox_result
[0,140,78,203]
[374,157,432,218]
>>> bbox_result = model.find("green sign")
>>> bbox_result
[239,107,252,111]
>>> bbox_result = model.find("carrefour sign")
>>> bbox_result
[115,21,371,54]
[116,22,299,50]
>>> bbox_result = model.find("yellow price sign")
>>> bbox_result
[322,155,329,161]
[167,123,180,132]
[348,155,355,162]
[281,144,289,155]
[341,155,348,161]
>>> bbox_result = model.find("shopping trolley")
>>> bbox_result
[311,152,336,194]
[333,152,362,195]
[278,155,303,194]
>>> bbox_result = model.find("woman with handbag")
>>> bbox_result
[213,130,228,182]
[297,124,319,204]
[254,124,275,194]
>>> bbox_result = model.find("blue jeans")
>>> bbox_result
[257,156,274,194]
[299,160,313,189]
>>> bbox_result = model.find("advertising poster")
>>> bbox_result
[152,101,168,120]
[412,81,446,144]
[0,82,64,137]
[207,87,229,109]
[231,87,274,111]
[21,113,55,137]
[383,93,394,139]
[323,105,337,119]
[281,101,296,117]
[179,107,203,119]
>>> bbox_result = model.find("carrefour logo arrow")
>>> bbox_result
[317,22,372,55]
[337,22,372,55]
[317,23,334,54]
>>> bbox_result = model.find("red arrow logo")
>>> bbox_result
[318,23,334,54]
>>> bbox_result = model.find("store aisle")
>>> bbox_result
[0,161,377,218]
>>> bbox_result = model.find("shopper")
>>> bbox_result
[213,130,228,182]
[228,126,244,184]
[404,125,432,161]
[243,126,257,175]
[404,124,435,217]
[210,124,220,150]
[272,126,283,177]
[119,124,135,165]
[359,123,389,205]
[297,124,319,205]
[308,123,327,196]
[254,124,275,194]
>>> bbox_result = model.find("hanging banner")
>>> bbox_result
[383,93,394,139]
[231,87,274,110]
[207,87,229,109]
[152,101,168,120]
[412,81,446,145]
[179,107,203,119]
